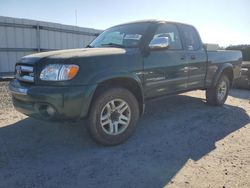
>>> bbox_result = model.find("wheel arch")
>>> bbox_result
[88,75,144,116]
[212,64,234,87]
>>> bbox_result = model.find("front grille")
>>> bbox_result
[15,65,34,83]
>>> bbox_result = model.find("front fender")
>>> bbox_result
[90,70,144,89]
[87,70,145,115]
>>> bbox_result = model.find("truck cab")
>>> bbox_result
[143,22,207,98]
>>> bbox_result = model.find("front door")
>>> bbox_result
[143,23,188,98]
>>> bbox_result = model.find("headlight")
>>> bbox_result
[40,64,79,81]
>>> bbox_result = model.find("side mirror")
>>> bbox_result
[149,37,170,50]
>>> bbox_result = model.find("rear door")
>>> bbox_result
[143,23,188,98]
[179,25,207,89]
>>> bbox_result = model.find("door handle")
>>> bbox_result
[190,55,196,60]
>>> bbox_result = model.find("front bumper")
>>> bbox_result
[9,79,97,120]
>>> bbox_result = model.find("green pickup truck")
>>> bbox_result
[9,20,242,145]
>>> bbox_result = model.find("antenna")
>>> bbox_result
[75,9,78,26]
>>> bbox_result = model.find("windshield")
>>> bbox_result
[89,23,150,48]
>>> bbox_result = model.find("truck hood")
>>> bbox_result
[20,48,129,65]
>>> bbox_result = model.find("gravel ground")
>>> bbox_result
[0,81,249,188]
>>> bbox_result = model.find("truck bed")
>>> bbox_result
[205,50,242,87]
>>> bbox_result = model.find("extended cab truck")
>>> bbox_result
[9,20,242,145]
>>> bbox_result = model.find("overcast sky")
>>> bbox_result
[0,0,249,46]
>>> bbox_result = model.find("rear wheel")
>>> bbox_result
[206,75,230,106]
[88,87,139,145]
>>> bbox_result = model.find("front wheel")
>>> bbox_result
[88,87,139,145]
[206,75,230,106]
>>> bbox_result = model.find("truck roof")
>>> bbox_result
[113,19,194,27]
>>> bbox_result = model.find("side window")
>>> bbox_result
[181,25,201,51]
[152,24,182,50]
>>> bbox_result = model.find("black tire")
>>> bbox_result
[206,75,230,106]
[88,87,139,146]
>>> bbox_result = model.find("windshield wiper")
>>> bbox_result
[101,43,126,48]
